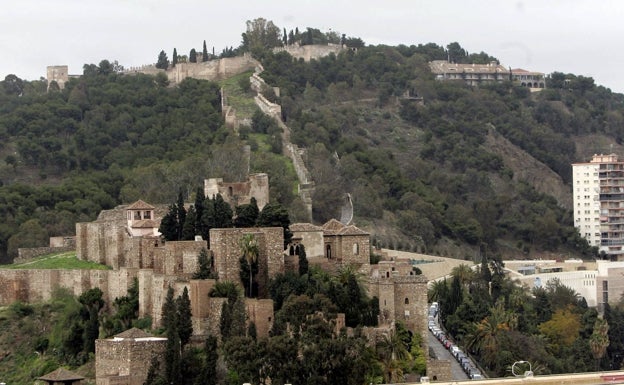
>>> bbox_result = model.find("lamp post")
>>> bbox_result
[512,361,533,377]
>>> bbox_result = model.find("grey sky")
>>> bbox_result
[2,0,624,92]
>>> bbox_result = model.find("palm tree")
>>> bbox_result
[376,328,411,383]
[428,279,448,303]
[589,317,610,370]
[451,263,475,286]
[240,233,259,297]
[209,281,241,300]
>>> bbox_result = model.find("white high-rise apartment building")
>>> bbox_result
[573,154,624,257]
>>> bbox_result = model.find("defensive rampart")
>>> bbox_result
[0,268,137,305]
[273,44,345,61]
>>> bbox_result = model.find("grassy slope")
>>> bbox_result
[0,294,96,384]
[2,252,110,270]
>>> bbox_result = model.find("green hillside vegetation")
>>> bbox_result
[2,251,110,270]
[1,42,611,262]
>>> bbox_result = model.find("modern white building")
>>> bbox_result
[573,154,624,258]
[506,259,624,310]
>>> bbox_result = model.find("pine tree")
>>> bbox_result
[172,48,178,67]
[177,287,193,347]
[156,50,168,70]
[189,48,197,63]
[202,40,209,62]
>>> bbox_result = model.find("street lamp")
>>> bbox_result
[512,361,533,377]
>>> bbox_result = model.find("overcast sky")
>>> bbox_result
[2,0,624,92]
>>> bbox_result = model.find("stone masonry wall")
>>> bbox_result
[166,54,258,85]
[95,338,166,385]
[273,44,345,62]
[427,359,453,382]
[210,227,284,296]
[15,246,74,263]
[0,268,138,306]
[246,298,274,338]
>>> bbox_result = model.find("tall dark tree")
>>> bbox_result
[162,286,177,332]
[156,50,169,69]
[182,205,197,240]
[195,335,218,385]
[162,286,181,384]
[200,195,216,242]
[202,40,209,62]
[79,287,105,354]
[257,202,292,248]
[193,248,214,279]
[194,187,206,236]
[234,197,259,227]
[283,28,288,46]
[189,48,197,63]
[159,204,178,241]
[213,194,233,228]
[172,48,178,67]
[177,287,193,347]
[298,244,309,276]
[176,190,187,240]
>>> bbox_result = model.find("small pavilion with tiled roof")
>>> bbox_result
[37,367,84,385]
[289,219,370,273]
[125,200,160,237]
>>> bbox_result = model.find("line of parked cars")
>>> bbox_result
[428,302,483,381]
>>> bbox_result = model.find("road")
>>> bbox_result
[428,331,470,381]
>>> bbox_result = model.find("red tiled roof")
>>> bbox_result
[322,218,346,231]
[115,327,153,339]
[338,225,368,236]
[131,219,160,228]
[127,199,155,210]
[291,223,322,232]
[38,367,85,381]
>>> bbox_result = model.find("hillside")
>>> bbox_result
[2,37,624,262]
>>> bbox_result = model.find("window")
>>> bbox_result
[405,298,409,305]
[134,211,141,220]
[144,211,151,219]
[353,243,359,255]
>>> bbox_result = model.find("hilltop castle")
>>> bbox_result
[0,186,431,384]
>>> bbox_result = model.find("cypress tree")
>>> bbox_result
[176,190,186,240]
[156,50,168,69]
[194,187,206,237]
[193,248,213,279]
[298,244,308,276]
[189,48,197,63]
[159,204,178,241]
[200,195,215,242]
[202,40,209,62]
[182,205,197,240]
[195,335,218,385]
[213,194,233,228]
[172,48,178,67]
[177,287,193,347]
